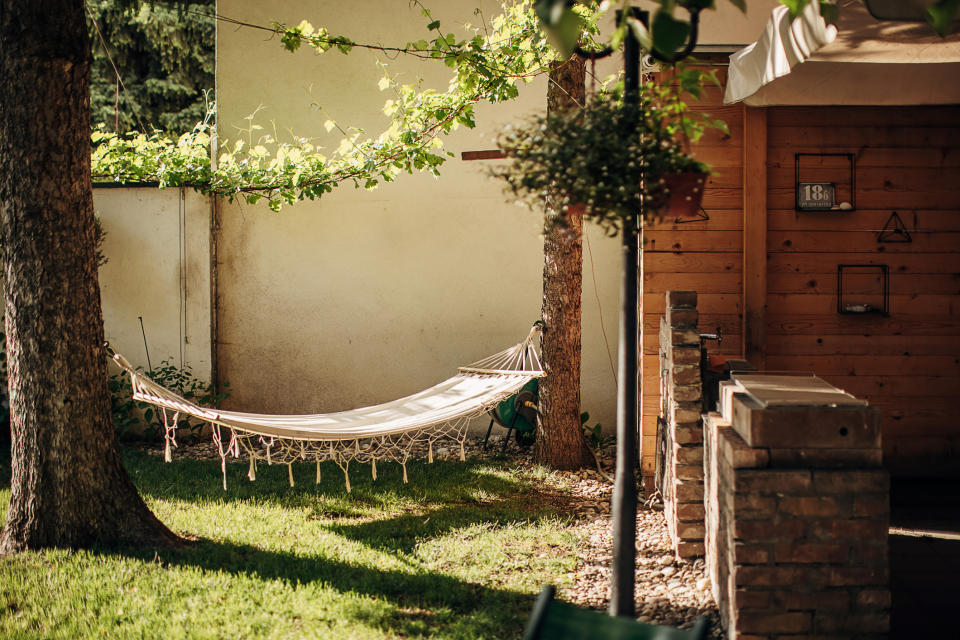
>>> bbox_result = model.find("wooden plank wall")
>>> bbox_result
[765,105,960,476]
[640,71,960,480]
[640,64,744,483]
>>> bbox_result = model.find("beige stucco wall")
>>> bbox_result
[214,0,777,431]
[96,187,212,382]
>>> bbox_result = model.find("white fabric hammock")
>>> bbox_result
[110,325,544,491]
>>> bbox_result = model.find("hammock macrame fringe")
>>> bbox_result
[109,326,544,492]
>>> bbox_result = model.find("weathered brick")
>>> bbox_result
[732,400,881,450]
[813,611,889,634]
[675,464,704,481]
[736,566,804,587]
[812,470,889,494]
[812,518,887,541]
[853,494,889,517]
[733,494,777,519]
[678,522,705,540]
[671,346,700,365]
[720,428,770,469]
[826,567,888,587]
[675,481,704,502]
[855,589,891,609]
[734,542,770,564]
[677,502,705,520]
[774,542,849,564]
[735,519,808,542]
[736,611,811,634]
[735,589,771,609]
[735,469,811,494]
[674,424,703,445]
[675,444,703,465]
[666,290,697,308]
[673,383,702,403]
[672,364,700,385]
[851,542,888,566]
[767,447,884,469]
[666,307,698,328]
[779,496,841,518]
[772,589,851,612]
[671,401,701,424]
[676,541,704,558]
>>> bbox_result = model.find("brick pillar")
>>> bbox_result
[705,390,889,639]
[659,290,704,559]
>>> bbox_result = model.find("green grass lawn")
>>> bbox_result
[0,446,583,639]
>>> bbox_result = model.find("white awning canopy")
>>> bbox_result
[724,0,960,106]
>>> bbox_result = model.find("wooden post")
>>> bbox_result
[742,106,767,369]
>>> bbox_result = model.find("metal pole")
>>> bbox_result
[609,7,643,618]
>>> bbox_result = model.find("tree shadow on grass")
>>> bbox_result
[125,447,547,510]
[106,535,536,638]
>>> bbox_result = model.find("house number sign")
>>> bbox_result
[797,182,836,210]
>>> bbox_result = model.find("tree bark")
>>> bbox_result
[0,0,181,552]
[534,56,592,470]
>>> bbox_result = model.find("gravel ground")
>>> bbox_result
[141,435,722,636]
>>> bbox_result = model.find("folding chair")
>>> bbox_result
[523,586,709,640]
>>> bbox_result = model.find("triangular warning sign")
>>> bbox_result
[877,211,912,243]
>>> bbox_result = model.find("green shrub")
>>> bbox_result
[109,359,229,442]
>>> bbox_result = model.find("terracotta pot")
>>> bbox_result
[661,171,707,218]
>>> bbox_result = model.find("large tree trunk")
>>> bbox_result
[0,0,181,552]
[534,56,592,470]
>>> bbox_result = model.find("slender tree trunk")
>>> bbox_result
[0,0,181,552]
[534,55,592,470]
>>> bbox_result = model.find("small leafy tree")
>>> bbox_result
[87,0,215,135]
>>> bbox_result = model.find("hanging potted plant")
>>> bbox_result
[492,66,727,233]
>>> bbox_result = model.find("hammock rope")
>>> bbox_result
[109,324,544,491]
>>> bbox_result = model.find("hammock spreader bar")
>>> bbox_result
[109,325,544,491]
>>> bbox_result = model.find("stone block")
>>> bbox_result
[734,542,770,565]
[671,400,701,424]
[731,395,881,450]
[675,444,703,465]
[666,290,697,308]
[673,383,702,403]
[811,518,888,541]
[813,611,889,634]
[719,426,770,469]
[678,522,705,540]
[676,541,705,558]
[733,493,777,519]
[772,589,851,612]
[666,307,698,328]
[675,464,704,481]
[773,542,849,564]
[671,346,700,365]
[675,481,704,502]
[812,470,889,494]
[734,469,812,494]
[736,611,811,635]
[767,447,884,469]
[735,589,771,610]
[778,496,843,518]
[671,364,700,386]
[855,589,891,610]
[853,494,889,517]
[671,328,700,346]
[676,502,705,520]
[825,567,888,587]
[674,424,703,445]
[735,519,808,542]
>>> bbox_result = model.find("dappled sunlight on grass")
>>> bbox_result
[0,446,582,639]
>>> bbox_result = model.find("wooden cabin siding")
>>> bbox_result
[640,96,960,481]
[765,105,960,476]
[640,67,744,481]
